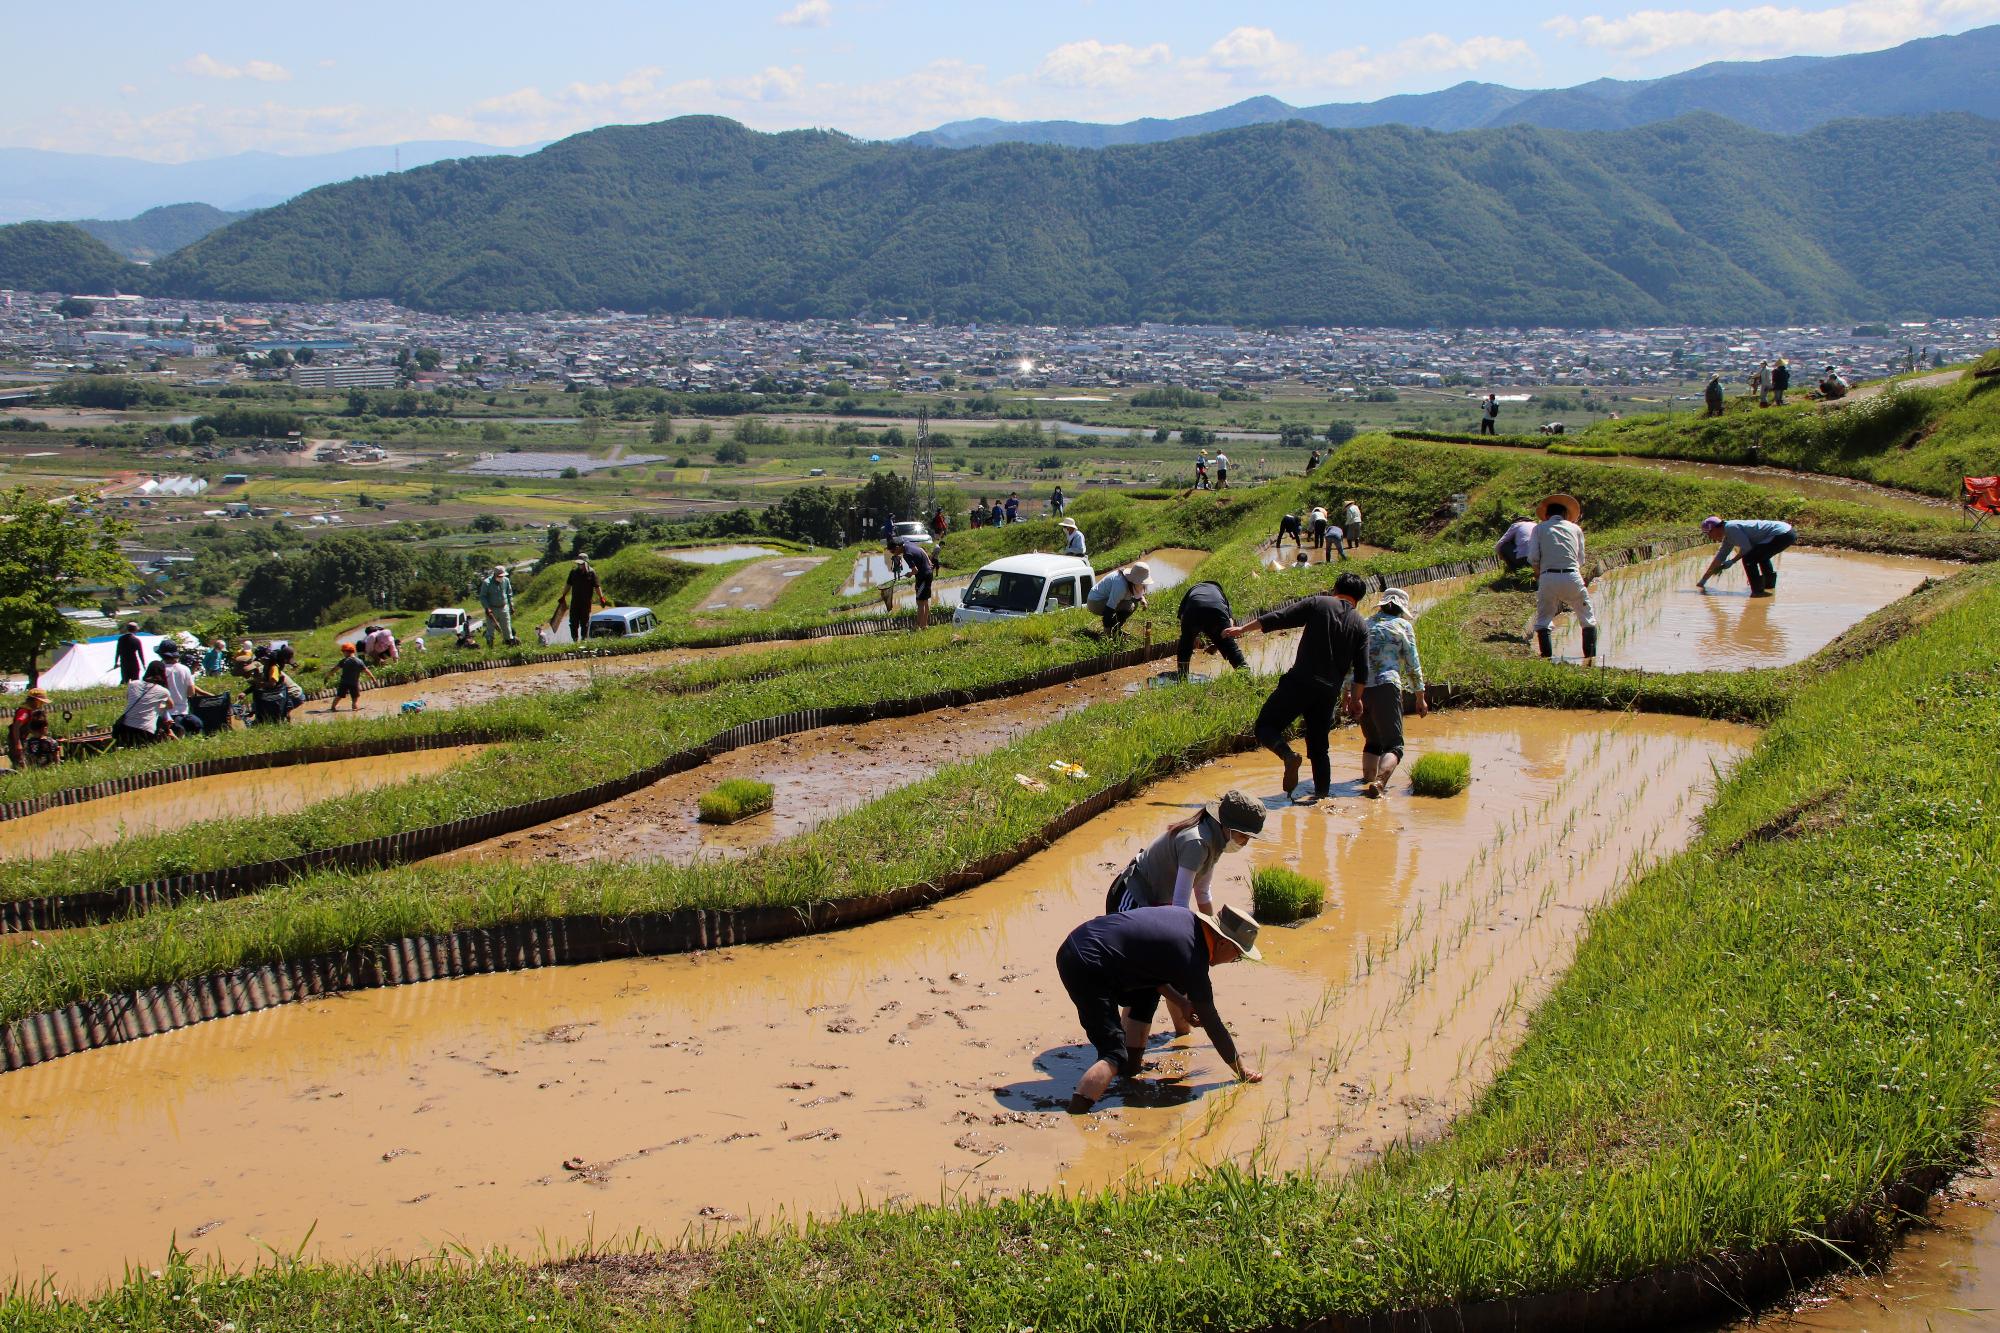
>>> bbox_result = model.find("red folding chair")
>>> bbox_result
[1965,476,2000,530]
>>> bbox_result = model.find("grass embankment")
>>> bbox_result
[10,545,1999,1332]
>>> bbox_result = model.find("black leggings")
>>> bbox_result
[1176,607,1247,676]
[1740,530,1796,592]
[1253,674,1339,795]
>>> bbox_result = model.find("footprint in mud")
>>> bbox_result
[824,1016,866,1034]
[952,1133,1005,1156]
[697,1205,740,1220]
[380,1148,415,1162]
[188,1219,225,1238]
[719,1132,759,1144]
[778,1080,815,1091]
[539,1023,594,1044]
[906,1012,936,1031]
[789,1127,841,1142]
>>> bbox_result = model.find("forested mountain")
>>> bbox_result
[75,203,252,261]
[0,222,145,295]
[912,25,2000,147]
[143,111,2000,327]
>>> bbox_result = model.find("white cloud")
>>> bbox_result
[776,0,832,27]
[1035,40,1174,89]
[178,52,292,82]
[1177,26,1535,92]
[1545,0,2000,59]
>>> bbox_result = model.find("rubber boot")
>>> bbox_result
[1581,626,1598,660]
[1536,628,1553,658]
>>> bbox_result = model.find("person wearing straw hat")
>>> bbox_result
[1224,570,1370,802]
[8,687,50,770]
[1054,903,1264,1113]
[1696,515,1795,597]
[1530,493,1598,662]
[1059,516,1087,558]
[1086,561,1151,635]
[479,564,518,648]
[1360,588,1428,798]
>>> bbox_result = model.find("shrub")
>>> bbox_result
[698,778,774,825]
[1409,751,1472,796]
[1251,866,1325,924]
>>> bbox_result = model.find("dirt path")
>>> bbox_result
[1848,367,1960,403]
[698,557,829,612]
[0,709,1753,1287]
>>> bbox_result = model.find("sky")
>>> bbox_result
[5,0,1998,162]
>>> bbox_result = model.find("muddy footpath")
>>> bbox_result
[0,708,1753,1289]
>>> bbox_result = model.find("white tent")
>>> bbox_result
[38,635,166,691]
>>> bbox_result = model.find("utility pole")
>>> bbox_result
[911,407,935,517]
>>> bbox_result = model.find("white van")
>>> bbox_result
[952,553,1095,625]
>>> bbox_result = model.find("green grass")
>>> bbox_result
[8,554,1998,1332]
[696,778,773,824]
[1249,865,1325,923]
[1407,751,1472,797]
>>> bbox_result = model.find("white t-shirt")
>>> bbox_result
[1213,453,1230,470]
[1342,503,1362,527]
[163,661,197,713]
[121,681,169,733]
[1310,506,1328,525]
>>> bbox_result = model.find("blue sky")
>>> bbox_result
[6,0,1996,160]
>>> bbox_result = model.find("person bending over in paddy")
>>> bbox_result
[1055,904,1264,1113]
[1087,561,1151,636]
[889,534,940,629]
[1360,588,1428,798]
[1223,571,1369,803]
[1175,580,1247,679]
[1530,494,1597,662]
[1696,515,1796,598]
[1274,511,1304,554]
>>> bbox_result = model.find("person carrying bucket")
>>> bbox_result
[1530,493,1598,663]
[1695,516,1796,597]
[1222,570,1370,803]
[1054,903,1264,1113]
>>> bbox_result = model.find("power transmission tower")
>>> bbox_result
[911,408,936,517]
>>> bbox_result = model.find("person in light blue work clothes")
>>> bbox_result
[1359,588,1428,798]
[1695,516,1796,597]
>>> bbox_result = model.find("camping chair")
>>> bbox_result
[1965,476,2000,530]
[61,728,115,758]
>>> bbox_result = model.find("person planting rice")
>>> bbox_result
[1087,561,1151,636]
[1360,588,1428,799]
[1341,499,1363,548]
[1530,493,1598,662]
[1696,515,1797,597]
[328,642,378,712]
[1223,570,1369,803]
[1495,514,1535,572]
[1175,580,1247,678]
[1054,904,1264,1113]
[888,534,940,629]
[1104,789,1265,916]
[1275,511,1304,554]
[1309,505,1331,557]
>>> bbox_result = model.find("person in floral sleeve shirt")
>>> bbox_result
[1360,587,1427,798]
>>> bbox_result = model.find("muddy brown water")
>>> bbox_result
[0,708,1752,1289]
[1538,547,1958,671]
[1728,1165,2000,1331]
[698,556,828,612]
[443,665,1162,867]
[0,747,489,862]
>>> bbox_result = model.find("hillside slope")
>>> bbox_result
[149,112,2000,326]
[75,203,252,261]
[0,221,145,294]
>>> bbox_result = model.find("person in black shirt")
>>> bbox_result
[1175,580,1247,679]
[1224,571,1369,801]
[1055,905,1263,1112]
[554,557,608,642]
[115,622,146,684]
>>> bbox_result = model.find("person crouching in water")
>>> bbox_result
[1360,588,1428,798]
[1087,561,1150,636]
[1175,580,1247,679]
[1695,515,1795,597]
[1055,901,1265,1112]
[1530,493,1598,662]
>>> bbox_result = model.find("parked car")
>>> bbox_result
[588,606,658,638]
[890,520,934,548]
[424,608,483,639]
[952,554,1094,625]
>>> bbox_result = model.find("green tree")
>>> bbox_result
[1324,420,1358,446]
[714,440,749,464]
[0,488,135,685]
[650,413,674,445]
[55,297,96,319]
[481,423,509,443]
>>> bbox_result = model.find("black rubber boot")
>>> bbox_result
[1581,626,1598,659]
[1536,628,1553,658]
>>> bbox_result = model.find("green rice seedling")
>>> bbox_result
[1409,752,1472,797]
[696,778,775,825]
[1251,866,1326,924]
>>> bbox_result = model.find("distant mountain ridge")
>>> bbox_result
[910,25,2000,147]
[75,203,252,262]
[97,110,2000,328]
[0,140,538,226]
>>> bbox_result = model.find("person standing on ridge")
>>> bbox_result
[1704,374,1725,416]
[1050,484,1066,517]
[1480,393,1499,435]
[1004,493,1021,526]
[1059,516,1087,558]
[479,565,518,648]
[1751,360,1770,408]
[115,621,146,685]
[1359,588,1427,798]
[1530,493,1597,662]
[1695,515,1796,598]
[1213,451,1230,489]
[554,556,608,643]
[1054,904,1263,1113]
[1194,453,1209,491]
[1305,449,1322,475]
[1174,579,1248,679]
[1223,570,1369,802]
[1772,358,1791,406]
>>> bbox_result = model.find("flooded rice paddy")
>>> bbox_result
[1542,547,1956,671]
[0,747,489,862]
[663,545,783,566]
[0,707,1752,1289]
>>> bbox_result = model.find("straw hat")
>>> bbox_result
[1058,517,1078,530]
[25,687,48,703]
[1536,493,1581,522]
[1127,562,1152,588]
[1193,902,1264,962]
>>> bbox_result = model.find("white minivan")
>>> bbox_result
[952,553,1095,625]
